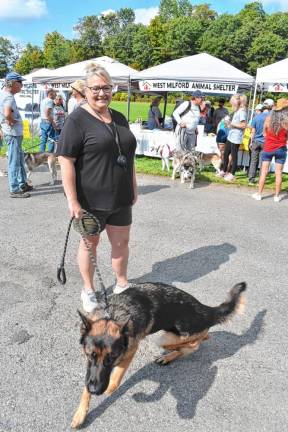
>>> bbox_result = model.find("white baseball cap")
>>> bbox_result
[263,98,274,108]
[255,104,263,110]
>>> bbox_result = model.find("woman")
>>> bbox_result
[53,94,66,140]
[147,97,162,129]
[252,98,288,202]
[57,63,137,312]
[221,94,247,181]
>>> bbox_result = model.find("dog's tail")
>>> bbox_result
[213,282,246,325]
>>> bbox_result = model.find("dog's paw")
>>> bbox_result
[154,355,171,366]
[71,409,87,429]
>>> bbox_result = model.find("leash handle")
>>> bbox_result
[57,216,74,286]
[57,263,66,285]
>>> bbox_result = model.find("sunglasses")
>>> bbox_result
[86,85,113,94]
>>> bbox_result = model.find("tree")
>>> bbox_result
[158,0,192,21]
[118,8,135,28]
[192,3,217,24]
[99,12,120,38]
[163,17,204,59]
[73,16,103,59]
[14,44,44,75]
[247,32,288,74]
[265,12,288,39]
[43,32,74,68]
[0,37,14,77]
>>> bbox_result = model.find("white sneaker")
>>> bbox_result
[216,170,225,178]
[113,282,132,294]
[224,173,235,182]
[0,170,8,177]
[252,192,262,201]
[274,195,282,203]
[81,290,98,313]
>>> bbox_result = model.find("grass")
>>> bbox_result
[135,156,288,191]
[110,101,175,121]
[1,100,287,191]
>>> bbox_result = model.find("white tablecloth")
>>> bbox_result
[130,124,218,157]
[130,123,288,172]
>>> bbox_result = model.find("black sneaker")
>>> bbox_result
[10,191,31,198]
[21,183,34,192]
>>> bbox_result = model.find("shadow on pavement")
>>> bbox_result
[132,242,237,285]
[104,243,237,297]
[138,184,170,195]
[83,310,266,428]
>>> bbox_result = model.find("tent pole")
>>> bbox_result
[163,92,167,126]
[250,81,258,122]
[31,83,34,147]
[127,77,131,122]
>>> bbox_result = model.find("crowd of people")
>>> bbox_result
[0,66,288,309]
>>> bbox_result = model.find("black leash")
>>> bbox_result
[57,211,109,314]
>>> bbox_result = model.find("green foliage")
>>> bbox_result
[14,44,45,75]
[4,3,288,77]
[73,16,103,59]
[0,37,14,78]
[43,32,75,68]
[247,32,288,74]
[159,0,192,21]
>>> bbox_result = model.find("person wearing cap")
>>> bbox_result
[252,98,288,202]
[248,102,272,185]
[68,80,86,114]
[0,71,32,198]
[39,87,57,152]
[173,90,203,151]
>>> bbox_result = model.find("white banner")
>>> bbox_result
[267,83,288,93]
[139,80,238,94]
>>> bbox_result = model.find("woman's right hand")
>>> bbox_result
[68,199,83,219]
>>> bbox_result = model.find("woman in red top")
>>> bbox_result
[252,98,288,202]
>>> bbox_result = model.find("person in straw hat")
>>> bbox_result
[67,79,86,114]
[252,98,288,202]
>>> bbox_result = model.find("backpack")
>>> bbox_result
[172,101,191,131]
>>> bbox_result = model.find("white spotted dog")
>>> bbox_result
[158,143,172,171]
[172,150,198,189]
[24,152,57,185]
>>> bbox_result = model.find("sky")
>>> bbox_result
[0,0,287,47]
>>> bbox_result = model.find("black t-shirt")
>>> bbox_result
[57,107,137,211]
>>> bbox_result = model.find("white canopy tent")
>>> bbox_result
[130,53,254,121]
[251,57,288,113]
[131,53,254,90]
[32,56,137,87]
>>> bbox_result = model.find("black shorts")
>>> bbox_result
[89,206,132,232]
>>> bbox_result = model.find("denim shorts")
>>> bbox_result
[261,147,287,165]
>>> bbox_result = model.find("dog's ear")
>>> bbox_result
[119,319,130,349]
[78,310,92,333]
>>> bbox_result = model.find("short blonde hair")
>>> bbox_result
[84,62,113,86]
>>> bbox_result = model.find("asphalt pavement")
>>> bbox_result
[0,160,287,432]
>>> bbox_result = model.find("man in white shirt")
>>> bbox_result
[173,90,203,151]
[0,71,33,198]
[40,88,56,152]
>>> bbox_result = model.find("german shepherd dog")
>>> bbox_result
[24,152,57,185]
[71,281,246,428]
